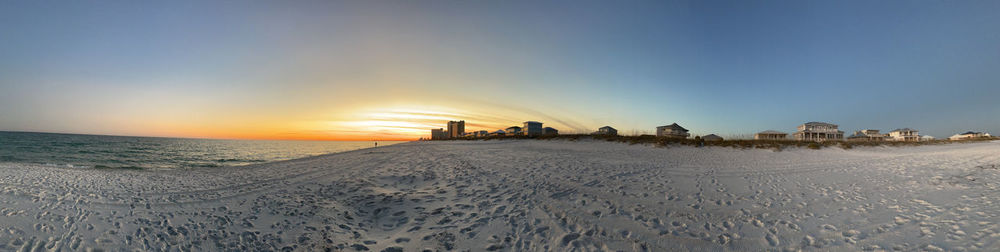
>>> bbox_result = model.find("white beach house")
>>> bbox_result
[847,129,885,141]
[754,130,788,140]
[656,123,690,138]
[888,128,919,142]
[949,131,992,140]
[793,122,844,141]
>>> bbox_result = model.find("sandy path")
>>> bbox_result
[1,140,999,251]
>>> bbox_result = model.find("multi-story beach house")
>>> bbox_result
[523,121,543,136]
[656,123,690,138]
[431,128,447,140]
[489,130,506,137]
[754,130,788,140]
[596,126,618,136]
[949,131,991,140]
[793,122,844,141]
[888,128,919,142]
[448,121,465,138]
[505,126,522,136]
[847,129,885,141]
[542,127,558,135]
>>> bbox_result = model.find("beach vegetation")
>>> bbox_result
[429,134,999,151]
[807,142,821,150]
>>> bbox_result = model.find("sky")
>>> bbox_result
[1,0,999,141]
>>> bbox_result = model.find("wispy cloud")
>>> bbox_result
[300,100,595,140]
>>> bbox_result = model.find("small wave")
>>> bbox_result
[1,132,401,171]
[215,158,268,163]
[93,165,144,170]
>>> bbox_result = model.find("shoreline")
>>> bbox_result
[0,140,413,171]
[1,140,998,251]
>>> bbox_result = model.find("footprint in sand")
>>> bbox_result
[765,233,779,246]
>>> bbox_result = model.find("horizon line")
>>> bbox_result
[0,130,415,142]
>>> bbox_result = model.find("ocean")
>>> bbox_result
[0,131,401,170]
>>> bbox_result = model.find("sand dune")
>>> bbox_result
[2,140,999,251]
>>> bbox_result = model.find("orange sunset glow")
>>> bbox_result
[4,1,1000,251]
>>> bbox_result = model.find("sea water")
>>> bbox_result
[0,131,400,170]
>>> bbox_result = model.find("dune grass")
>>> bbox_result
[433,134,998,151]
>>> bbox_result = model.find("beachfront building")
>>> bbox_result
[464,130,488,138]
[793,122,844,141]
[505,126,522,136]
[949,131,992,140]
[490,130,506,137]
[847,129,885,141]
[430,128,447,140]
[754,130,788,140]
[702,134,724,141]
[448,121,465,139]
[888,128,919,142]
[921,135,936,141]
[656,123,690,138]
[596,126,618,136]
[523,121,543,136]
[543,127,559,135]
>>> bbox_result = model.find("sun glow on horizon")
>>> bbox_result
[315,106,513,141]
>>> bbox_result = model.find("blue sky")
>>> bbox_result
[1,0,998,139]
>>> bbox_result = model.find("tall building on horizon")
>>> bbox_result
[448,121,465,138]
[431,128,447,140]
[523,121,543,136]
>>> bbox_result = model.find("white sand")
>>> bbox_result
[1,140,999,251]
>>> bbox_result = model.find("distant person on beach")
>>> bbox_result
[375,142,378,147]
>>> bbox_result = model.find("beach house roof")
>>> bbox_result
[702,134,723,141]
[803,122,837,127]
[599,126,615,130]
[657,123,688,131]
[492,130,505,134]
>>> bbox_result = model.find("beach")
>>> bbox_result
[2,140,999,251]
